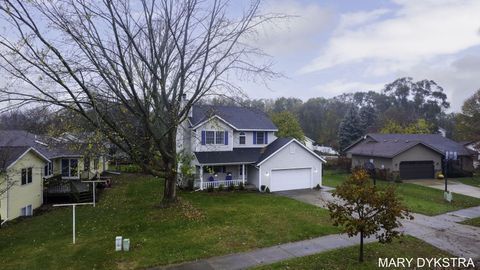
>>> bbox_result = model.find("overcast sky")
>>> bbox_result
[238,0,480,112]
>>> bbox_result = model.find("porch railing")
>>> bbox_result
[196,179,245,190]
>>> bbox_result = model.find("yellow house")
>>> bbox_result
[0,147,50,222]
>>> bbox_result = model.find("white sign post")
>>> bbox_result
[53,202,94,244]
[81,180,107,207]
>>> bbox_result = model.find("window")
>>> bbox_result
[205,131,215,144]
[84,157,90,171]
[256,132,265,144]
[62,158,79,178]
[21,168,32,185]
[204,130,226,145]
[239,132,246,145]
[44,162,53,177]
[21,205,32,216]
[215,131,225,144]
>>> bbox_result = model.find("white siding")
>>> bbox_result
[192,118,234,152]
[233,131,277,148]
[259,141,323,190]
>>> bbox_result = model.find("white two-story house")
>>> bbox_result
[178,104,326,192]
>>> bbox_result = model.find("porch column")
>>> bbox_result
[200,165,204,190]
[242,164,245,185]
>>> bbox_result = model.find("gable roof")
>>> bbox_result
[346,133,472,158]
[190,105,278,131]
[194,138,326,165]
[0,130,82,159]
[0,146,50,170]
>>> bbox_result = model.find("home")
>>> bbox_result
[0,147,49,222]
[178,104,326,192]
[345,133,475,180]
[0,130,109,222]
[462,141,479,169]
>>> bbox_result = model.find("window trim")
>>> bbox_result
[21,167,33,185]
[61,158,80,179]
[239,132,246,145]
[204,130,226,145]
[256,132,265,144]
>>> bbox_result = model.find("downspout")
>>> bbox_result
[2,174,10,225]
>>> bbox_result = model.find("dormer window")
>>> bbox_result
[239,132,246,145]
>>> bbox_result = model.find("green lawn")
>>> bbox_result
[255,236,451,270]
[451,174,480,188]
[0,174,340,270]
[323,170,480,216]
[460,217,480,227]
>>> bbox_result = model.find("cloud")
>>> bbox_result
[250,0,332,56]
[301,0,480,74]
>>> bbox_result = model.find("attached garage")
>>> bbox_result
[399,161,434,180]
[270,168,311,192]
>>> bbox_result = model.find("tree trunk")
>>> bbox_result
[359,230,364,262]
[160,131,179,207]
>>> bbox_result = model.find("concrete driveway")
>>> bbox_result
[407,179,480,198]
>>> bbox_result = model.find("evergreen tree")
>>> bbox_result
[338,106,363,152]
[358,106,377,133]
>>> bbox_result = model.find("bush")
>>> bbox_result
[324,157,352,173]
[315,184,321,190]
[265,187,271,193]
[238,182,245,191]
[260,185,266,192]
[207,185,214,192]
[218,184,224,192]
[227,182,235,191]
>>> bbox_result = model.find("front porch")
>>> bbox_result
[195,164,249,190]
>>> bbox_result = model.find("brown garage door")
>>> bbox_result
[399,161,434,180]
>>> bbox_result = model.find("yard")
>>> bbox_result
[451,174,480,188]
[461,217,480,227]
[323,170,480,216]
[0,173,340,270]
[254,236,452,270]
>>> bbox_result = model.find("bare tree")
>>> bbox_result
[0,0,277,206]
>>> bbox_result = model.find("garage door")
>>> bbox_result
[399,161,434,180]
[270,168,311,192]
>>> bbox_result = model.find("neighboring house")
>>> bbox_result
[345,133,475,180]
[304,137,316,151]
[0,147,49,222]
[0,130,110,222]
[178,104,326,192]
[462,141,480,169]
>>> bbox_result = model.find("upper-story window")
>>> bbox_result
[254,131,268,144]
[21,168,33,185]
[203,130,226,145]
[239,132,246,145]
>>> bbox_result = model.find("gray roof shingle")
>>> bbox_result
[347,133,472,158]
[190,105,277,130]
[0,146,31,170]
[0,130,82,159]
[194,138,295,165]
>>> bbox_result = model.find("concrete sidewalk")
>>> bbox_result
[407,179,480,198]
[158,233,376,270]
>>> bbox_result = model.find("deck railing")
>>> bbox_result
[195,179,245,190]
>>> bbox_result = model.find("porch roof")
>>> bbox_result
[194,148,262,165]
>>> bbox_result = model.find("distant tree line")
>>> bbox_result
[2,78,478,154]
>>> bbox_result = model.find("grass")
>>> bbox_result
[323,170,480,216]
[254,236,452,270]
[450,174,480,188]
[0,173,340,270]
[460,217,480,227]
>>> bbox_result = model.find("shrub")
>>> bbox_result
[315,184,321,190]
[265,187,271,193]
[260,185,266,192]
[207,185,214,192]
[228,182,235,191]
[218,184,225,192]
[238,182,245,191]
